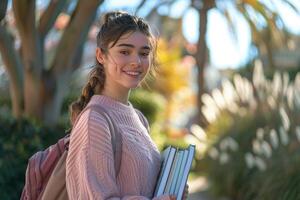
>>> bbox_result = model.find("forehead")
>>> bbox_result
[113,31,151,48]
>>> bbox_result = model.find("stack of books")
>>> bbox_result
[153,144,195,200]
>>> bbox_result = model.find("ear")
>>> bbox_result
[96,47,105,64]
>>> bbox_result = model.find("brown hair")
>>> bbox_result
[69,11,157,125]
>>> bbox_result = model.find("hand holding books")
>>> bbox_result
[153,145,195,200]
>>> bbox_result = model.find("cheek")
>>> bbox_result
[142,58,151,69]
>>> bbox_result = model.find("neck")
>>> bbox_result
[100,86,131,105]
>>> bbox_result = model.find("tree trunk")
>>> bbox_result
[0,26,24,118]
[13,0,44,118]
[195,1,213,126]
[42,0,102,125]
[0,0,24,118]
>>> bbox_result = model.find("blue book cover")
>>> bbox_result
[176,145,195,200]
[154,146,176,196]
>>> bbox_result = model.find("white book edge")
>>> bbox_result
[164,150,179,194]
[168,150,183,194]
[176,145,195,200]
[154,146,171,195]
[155,146,177,196]
[173,149,189,195]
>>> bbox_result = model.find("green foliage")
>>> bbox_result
[129,89,166,125]
[199,65,300,199]
[0,114,66,200]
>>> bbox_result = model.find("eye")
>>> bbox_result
[120,50,130,55]
[140,52,150,57]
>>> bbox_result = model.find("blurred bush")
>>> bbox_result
[189,62,300,199]
[0,113,66,200]
[130,89,172,150]
[130,89,166,126]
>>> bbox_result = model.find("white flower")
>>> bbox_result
[208,147,219,160]
[267,96,276,109]
[219,152,229,164]
[202,105,217,123]
[222,80,237,108]
[220,139,228,151]
[190,124,207,142]
[279,126,289,145]
[256,128,264,141]
[270,129,279,148]
[272,72,281,100]
[234,75,244,102]
[279,107,290,131]
[212,89,226,110]
[253,60,265,90]
[261,141,272,158]
[252,139,262,155]
[294,89,300,109]
[255,156,267,171]
[282,72,289,95]
[227,137,239,151]
[245,153,255,169]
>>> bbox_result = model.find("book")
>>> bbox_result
[153,145,195,200]
[153,146,177,196]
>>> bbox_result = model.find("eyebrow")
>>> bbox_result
[117,43,151,50]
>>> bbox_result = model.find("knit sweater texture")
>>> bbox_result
[66,95,162,200]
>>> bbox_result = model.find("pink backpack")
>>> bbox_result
[20,105,123,200]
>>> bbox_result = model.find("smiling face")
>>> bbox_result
[96,31,152,93]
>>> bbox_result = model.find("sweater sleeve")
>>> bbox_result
[66,109,154,200]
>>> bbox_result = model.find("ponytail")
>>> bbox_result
[69,63,105,125]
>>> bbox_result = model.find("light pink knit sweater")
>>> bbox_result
[66,95,163,200]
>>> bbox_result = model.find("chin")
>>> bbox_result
[126,84,140,89]
[122,81,141,89]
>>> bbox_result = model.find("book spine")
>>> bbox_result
[174,149,188,196]
[169,150,184,194]
[176,145,195,200]
[155,147,176,196]
[164,150,179,194]
[153,146,171,196]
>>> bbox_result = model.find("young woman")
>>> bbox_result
[66,11,188,200]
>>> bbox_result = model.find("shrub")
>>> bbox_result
[190,63,300,199]
[0,114,66,200]
[130,89,166,125]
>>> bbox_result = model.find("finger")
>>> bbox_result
[170,195,177,200]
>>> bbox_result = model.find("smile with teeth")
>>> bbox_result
[124,71,141,76]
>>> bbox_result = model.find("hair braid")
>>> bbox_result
[69,63,105,125]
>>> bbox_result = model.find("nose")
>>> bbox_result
[130,55,142,67]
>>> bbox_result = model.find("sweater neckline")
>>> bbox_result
[88,94,134,113]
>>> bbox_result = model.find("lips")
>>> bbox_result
[123,71,142,77]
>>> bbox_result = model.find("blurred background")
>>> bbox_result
[1,0,300,199]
